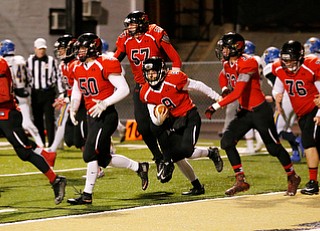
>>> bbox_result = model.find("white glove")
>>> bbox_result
[88,99,108,118]
[70,110,78,125]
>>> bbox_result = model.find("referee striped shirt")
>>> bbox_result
[26,54,63,92]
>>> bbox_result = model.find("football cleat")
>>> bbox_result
[160,161,175,183]
[182,185,205,196]
[137,162,149,190]
[97,167,105,179]
[225,174,250,196]
[301,180,319,195]
[156,160,164,180]
[208,147,223,172]
[51,176,67,205]
[286,173,301,196]
[67,191,92,205]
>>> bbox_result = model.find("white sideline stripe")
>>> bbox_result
[0,168,87,177]
[0,209,17,213]
[0,191,301,227]
[0,141,11,146]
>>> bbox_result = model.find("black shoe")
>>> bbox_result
[156,161,163,180]
[208,147,223,172]
[51,176,67,205]
[182,185,205,196]
[301,180,319,195]
[160,161,175,183]
[137,162,149,190]
[67,191,93,205]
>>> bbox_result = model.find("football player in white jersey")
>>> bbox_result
[0,39,44,147]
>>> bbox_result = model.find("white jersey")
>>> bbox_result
[4,54,30,91]
[4,54,44,147]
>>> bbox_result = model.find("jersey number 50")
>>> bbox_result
[79,77,99,96]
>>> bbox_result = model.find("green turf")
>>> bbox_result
[0,138,308,224]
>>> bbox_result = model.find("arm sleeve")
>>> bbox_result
[102,73,130,106]
[147,103,159,125]
[315,81,320,117]
[147,103,164,126]
[316,80,320,93]
[272,77,284,99]
[184,78,221,101]
[70,80,81,112]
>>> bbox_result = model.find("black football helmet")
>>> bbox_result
[54,34,77,62]
[124,11,149,36]
[74,33,102,62]
[142,57,167,89]
[280,40,304,74]
[215,32,245,61]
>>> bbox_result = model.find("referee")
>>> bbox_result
[26,38,63,147]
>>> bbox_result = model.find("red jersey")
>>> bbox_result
[0,57,16,111]
[217,54,265,110]
[272,56,320,117]
[60,59,79,97]
[218,69,237,90]
[140,70,194,117]
[114,24,182,85]
[70,56,122,111]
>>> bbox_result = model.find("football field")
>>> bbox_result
[1,138,320,230]
[1,192,320,231]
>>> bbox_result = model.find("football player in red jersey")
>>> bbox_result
[0,56,66,204]
[114,11,182,176]
[272,40,320,195]
[205,32,301,196]
[140,57,223,195]
[67,33,149,205]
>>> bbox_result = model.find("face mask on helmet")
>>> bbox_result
[54,35,76,61]
[124,11,149,36]
[0,39,15,56]
[75,33,102,62]
[215,32,245,61]
[280,40,304,74]
[142,57,167,89]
